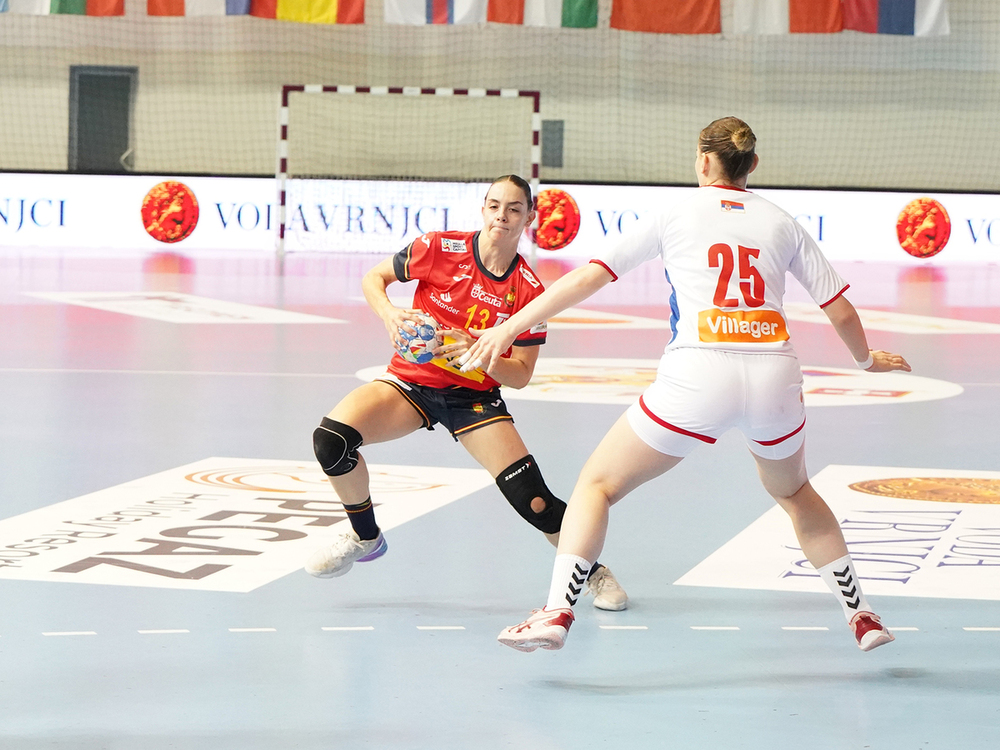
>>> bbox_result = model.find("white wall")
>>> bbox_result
[0,0,998,191]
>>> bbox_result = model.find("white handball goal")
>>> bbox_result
[276,85,541,257]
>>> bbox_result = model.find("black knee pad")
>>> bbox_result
[313,418,363,477]
[496,455,566,535]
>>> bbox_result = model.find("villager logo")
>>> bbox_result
[698,308,788,343]
[849,477,1000,505]
[141,181,199,243]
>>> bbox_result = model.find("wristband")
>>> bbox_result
[855,352,874,370]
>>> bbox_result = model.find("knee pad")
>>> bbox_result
[313,418,363,477]
[496,455,566,535]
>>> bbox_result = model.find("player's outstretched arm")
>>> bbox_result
[822,296,912,373]
[362,257,427,349]
[461,262,614,374]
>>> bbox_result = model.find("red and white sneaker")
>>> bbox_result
[498,608,575,652]
[850,611,895,652]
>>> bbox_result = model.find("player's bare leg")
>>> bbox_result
[754,447,894,651]
[325,381,426,503]
[499,414,680,651]
[461,420,628,610]
[305,382,425,578]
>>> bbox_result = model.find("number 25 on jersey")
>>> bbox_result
[709,243,765,308]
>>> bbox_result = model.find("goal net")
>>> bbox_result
[278,85,540,255]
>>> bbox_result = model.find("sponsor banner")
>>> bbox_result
[24,292,344,324]
[784,302,1000,335]
[3,172,1000,264]
[356,359,962,406]
[532,184,1000,264]
[0,458,493,591]
[675,465,1000,601]
[0,173,275,252]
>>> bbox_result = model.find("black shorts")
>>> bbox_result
[376,374,513,440]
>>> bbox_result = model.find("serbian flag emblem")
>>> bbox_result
[721,200,745,213]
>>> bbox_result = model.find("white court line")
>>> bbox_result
[0,368,356,378]
[892,627,920,632]
[229,628,277,633]
[599,625,649,630]
[416,626,466,631]
[690,626,740,631]
[963,627,1000,632]
[322,626,375,631]
[43,631,96,637]
[782,627,830,631]
[138,629,190,635]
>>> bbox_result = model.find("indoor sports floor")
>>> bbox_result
[1,249,998,749]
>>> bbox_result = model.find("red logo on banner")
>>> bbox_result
[534,189,581,251]
[896,198,951,259]
[141,181,200,243]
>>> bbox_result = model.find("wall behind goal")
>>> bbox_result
[1,0,998,191]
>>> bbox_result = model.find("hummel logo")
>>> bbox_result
[835,566,861,609]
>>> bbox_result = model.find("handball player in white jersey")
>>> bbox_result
[462,118,911,653]
[303,175,627,612]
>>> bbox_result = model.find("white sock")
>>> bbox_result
[545,554,593,611]
[817,554,872,622]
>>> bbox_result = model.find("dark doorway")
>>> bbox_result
[69,66,137,173]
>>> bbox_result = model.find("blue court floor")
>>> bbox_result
[0,250,998,749]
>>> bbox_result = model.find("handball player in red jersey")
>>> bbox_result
[463,122,911,653]
[305,175,628,611]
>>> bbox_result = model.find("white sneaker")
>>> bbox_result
[497,607,575,652]
[850,611,895,652]
[587,565,628,611]
[305,531,387,579]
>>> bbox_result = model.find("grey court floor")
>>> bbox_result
[1,250,999,749]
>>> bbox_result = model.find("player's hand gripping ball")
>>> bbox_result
[396,313,441,364]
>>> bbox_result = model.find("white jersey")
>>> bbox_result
[593,185,848,355]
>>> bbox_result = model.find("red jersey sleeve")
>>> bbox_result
[392,233,438,283]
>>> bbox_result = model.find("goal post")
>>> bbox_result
[276,85,541,258]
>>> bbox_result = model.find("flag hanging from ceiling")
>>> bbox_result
[843,0,949,36]
[1,0,123,13]
[487,0,597,27]
[729,0,842,34]
[148,0,251,15]
[610,0,720,34]
[384,0,486,24]
[249,0,363,22]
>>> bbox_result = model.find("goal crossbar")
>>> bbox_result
[276,84,541,255]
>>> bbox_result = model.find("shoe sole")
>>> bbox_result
[305,561,354,579]
[497,633,566,652]
[305,536,387,579]
[593,598,628,612]
[498,637,564,652]
[858,630,895,652]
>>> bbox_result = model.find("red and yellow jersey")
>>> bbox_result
[388,230,547,390]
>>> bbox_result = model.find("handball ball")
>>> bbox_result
[396,313,441,364]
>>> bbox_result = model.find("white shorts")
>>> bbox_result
[626,348,806,460]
